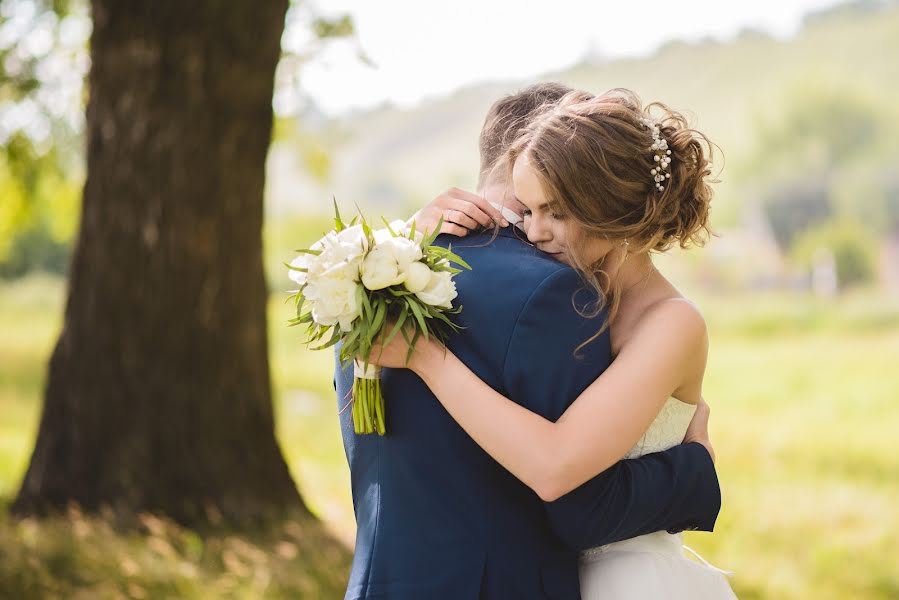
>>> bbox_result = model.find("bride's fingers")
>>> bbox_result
[450,200,494,228]
[441,222,469,237]
[444,208,480,230]
[448,188,508,225]
[449,197,498,228]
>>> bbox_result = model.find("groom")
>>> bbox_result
[334,83,721,600]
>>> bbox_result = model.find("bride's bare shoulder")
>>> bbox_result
[635,296,708,353]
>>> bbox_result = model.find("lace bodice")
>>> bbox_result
[579,397,699,560]
[578,397,735,588]
[622,396,697,459]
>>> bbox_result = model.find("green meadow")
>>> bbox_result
[2,269,898,598]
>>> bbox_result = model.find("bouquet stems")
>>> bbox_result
[353,359,385,435]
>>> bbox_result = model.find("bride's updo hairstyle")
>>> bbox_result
[506,88,718,349]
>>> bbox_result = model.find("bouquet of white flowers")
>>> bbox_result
[286,202,470,435]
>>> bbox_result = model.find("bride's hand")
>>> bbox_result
[365,321,444,374]
[408,187,509,238]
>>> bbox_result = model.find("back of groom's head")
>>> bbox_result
[477,82,574,190]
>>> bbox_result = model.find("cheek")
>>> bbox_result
[552,222,570,244]
[587,239,612,263]
[573,234,611,264]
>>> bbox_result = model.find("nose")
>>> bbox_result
[525,215,552,245]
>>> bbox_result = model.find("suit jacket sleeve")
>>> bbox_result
[501,267,721,551]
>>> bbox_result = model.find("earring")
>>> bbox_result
[623,238,629,261]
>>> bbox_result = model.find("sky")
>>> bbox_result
[288,0,843,117]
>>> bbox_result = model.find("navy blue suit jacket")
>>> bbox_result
[334,227,720,599]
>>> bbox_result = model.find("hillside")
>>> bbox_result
[266,1,899,228]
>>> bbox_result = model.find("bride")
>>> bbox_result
[369,89,737,598]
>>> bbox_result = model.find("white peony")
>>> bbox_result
[372,221,410,245]
[334,224,368,252]
[403,261,432,293]
[306,277,361,331]
[317,226,367,283]
[360,237,423,290]
[288,233,334,286]
[288,254,309,286]
[415,270,457,308]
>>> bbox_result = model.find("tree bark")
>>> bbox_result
[12,0,305,527]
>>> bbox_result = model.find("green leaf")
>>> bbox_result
[425,246,471,270]
[342,324,362,349]
[283,261,308,273]
[405,328,422,366]
[423,215,444,247]
[357,284,372,322]
[427,307,457,329]
[370,299,387,337]
[444,252,471,271]
[311,327,342,351]
[333,196,345,232]
[382,303,408,349]
[387,287,413,297]
[407,298,429,341]
[293,248,322,256]
[381,217,399,237]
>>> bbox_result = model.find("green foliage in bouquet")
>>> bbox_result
[285,201,471,434]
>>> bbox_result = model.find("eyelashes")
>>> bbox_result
[521,208,564,221]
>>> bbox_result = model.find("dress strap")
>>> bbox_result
[683,544,735,577]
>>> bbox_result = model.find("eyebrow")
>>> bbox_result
[536,202,562,213]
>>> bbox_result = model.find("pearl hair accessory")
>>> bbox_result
[642,118,671,192]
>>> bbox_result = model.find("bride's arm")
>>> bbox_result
[372,300,708,502]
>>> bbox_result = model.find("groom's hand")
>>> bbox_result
[683,397,715,463]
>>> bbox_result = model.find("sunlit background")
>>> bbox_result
[2,0,898,598]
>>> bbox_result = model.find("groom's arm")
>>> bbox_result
[502,268,721,550]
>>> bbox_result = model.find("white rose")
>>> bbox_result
[360,237,423,290]
[308,278,360,330]
[404,261,432,293]
[415,270,457,308]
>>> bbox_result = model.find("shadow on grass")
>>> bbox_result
[0,496,351,599]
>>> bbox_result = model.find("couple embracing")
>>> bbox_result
[334,82,737,599]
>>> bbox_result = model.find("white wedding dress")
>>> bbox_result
[578,397,738,599]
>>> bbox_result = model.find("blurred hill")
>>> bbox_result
[267,0,899,231]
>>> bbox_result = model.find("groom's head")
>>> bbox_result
[477,82,574,210]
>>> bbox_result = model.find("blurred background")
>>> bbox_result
[2,0,898,598]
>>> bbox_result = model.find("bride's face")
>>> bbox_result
[512,154,612,266]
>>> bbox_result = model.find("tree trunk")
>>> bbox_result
[12,0,305,527]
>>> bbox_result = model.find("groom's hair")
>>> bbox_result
[477,82,575,189]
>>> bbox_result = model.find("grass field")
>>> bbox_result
[2,272,898,599]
